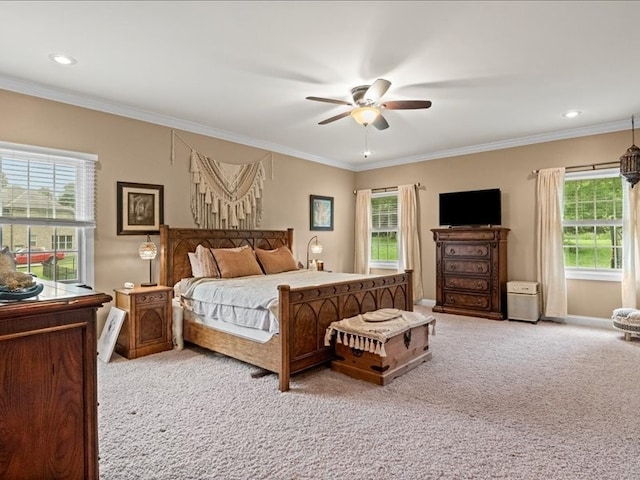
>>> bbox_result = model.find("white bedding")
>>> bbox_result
[175,270,379,341]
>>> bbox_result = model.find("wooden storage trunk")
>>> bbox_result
[331,322,432,385]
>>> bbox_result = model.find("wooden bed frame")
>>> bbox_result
[159,225,413,391]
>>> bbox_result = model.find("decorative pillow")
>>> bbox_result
[255,246,298,274]
[211,245,264,278]
[187,252,203,277]
[195,244,219,278]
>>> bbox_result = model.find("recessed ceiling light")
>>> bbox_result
[563,110,581,118]
[49,53,77,66]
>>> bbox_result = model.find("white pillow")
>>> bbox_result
[195,244,219,277]
[188,252,203,277]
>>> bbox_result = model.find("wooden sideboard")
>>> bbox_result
[0,281,112,480]
[431,227,509,320]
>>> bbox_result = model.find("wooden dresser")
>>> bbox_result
[431,227,509,320]
[0,281,112,480]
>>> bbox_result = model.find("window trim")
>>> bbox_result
[369,191,400,270]
[0,141,97,286]
[563,167,622,282]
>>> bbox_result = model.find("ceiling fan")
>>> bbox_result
[306,78,432,130]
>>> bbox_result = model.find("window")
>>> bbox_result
[562,168,623,281]
[370,192,399,268]
[0,141,97,285]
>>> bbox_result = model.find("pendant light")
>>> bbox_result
[620,115,640,188]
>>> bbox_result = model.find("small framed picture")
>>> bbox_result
[310,195,334,231]
[117,182,164,235]
[97,307,127,363]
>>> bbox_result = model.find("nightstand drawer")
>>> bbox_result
[135,290,169,305]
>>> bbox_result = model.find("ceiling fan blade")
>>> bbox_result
[382,100,432,110]
[306,96,353,106]
[364,78,391,103]
[372,114,389,130]
[318,110,352,125]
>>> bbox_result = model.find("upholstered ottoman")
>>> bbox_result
[612,308,640,341]
[324,309,436,385]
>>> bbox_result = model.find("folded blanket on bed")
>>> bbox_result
[324,310,436,357]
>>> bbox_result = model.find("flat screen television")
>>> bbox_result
[439,188,502,227]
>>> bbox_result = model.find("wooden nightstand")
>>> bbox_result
[114,285,173,359]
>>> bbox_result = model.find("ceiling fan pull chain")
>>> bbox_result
[364,126,370,158]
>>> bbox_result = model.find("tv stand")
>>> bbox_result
[431,227,509,320]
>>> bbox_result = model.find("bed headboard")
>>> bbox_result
[159,225,294,288]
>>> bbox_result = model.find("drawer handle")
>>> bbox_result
[477,249,484,255]
[449,248,455,254]
[450,265,456,271]
[477,282,484,288]
[477,265,485,272]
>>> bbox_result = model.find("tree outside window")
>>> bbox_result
[562,169,622,279]
[370,192,398,268]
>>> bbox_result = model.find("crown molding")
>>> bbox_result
[0,74,629,173]
[0,75,354,171]
[356,120,630,172]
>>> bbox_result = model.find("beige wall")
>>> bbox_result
[356,131,629,319]
[0,89,356,328]
[0,88,627,322]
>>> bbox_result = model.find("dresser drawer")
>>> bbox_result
[443,292,490,310]
[444,275,490,292]
[443,243,490,258]
[443,259,491,275]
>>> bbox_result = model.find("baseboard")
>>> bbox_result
[417,298,612,331]
[417,298,435,307]
[544,314,614,331]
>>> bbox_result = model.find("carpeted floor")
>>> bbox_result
[97,308,640,479]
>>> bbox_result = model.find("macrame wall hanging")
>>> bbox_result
[172,131,268,229]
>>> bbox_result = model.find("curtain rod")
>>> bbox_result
[353,182,420,195]
[530,161,619,175]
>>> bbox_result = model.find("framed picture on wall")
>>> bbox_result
[310,195,334,231]
[117,182,164,235]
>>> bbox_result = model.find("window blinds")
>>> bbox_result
[0,142,97,227]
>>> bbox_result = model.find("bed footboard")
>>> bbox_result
[277,270,413,391]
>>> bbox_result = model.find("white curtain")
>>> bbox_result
[622,183,640,307]
[398,184,424,302]
[536,167,568,318]
[354,189,371,274]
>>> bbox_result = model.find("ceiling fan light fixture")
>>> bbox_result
[350,106,380,126]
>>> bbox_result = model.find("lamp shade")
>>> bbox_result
[306,235,324,269]
[139,240,157,260]
[139,234,157,287]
